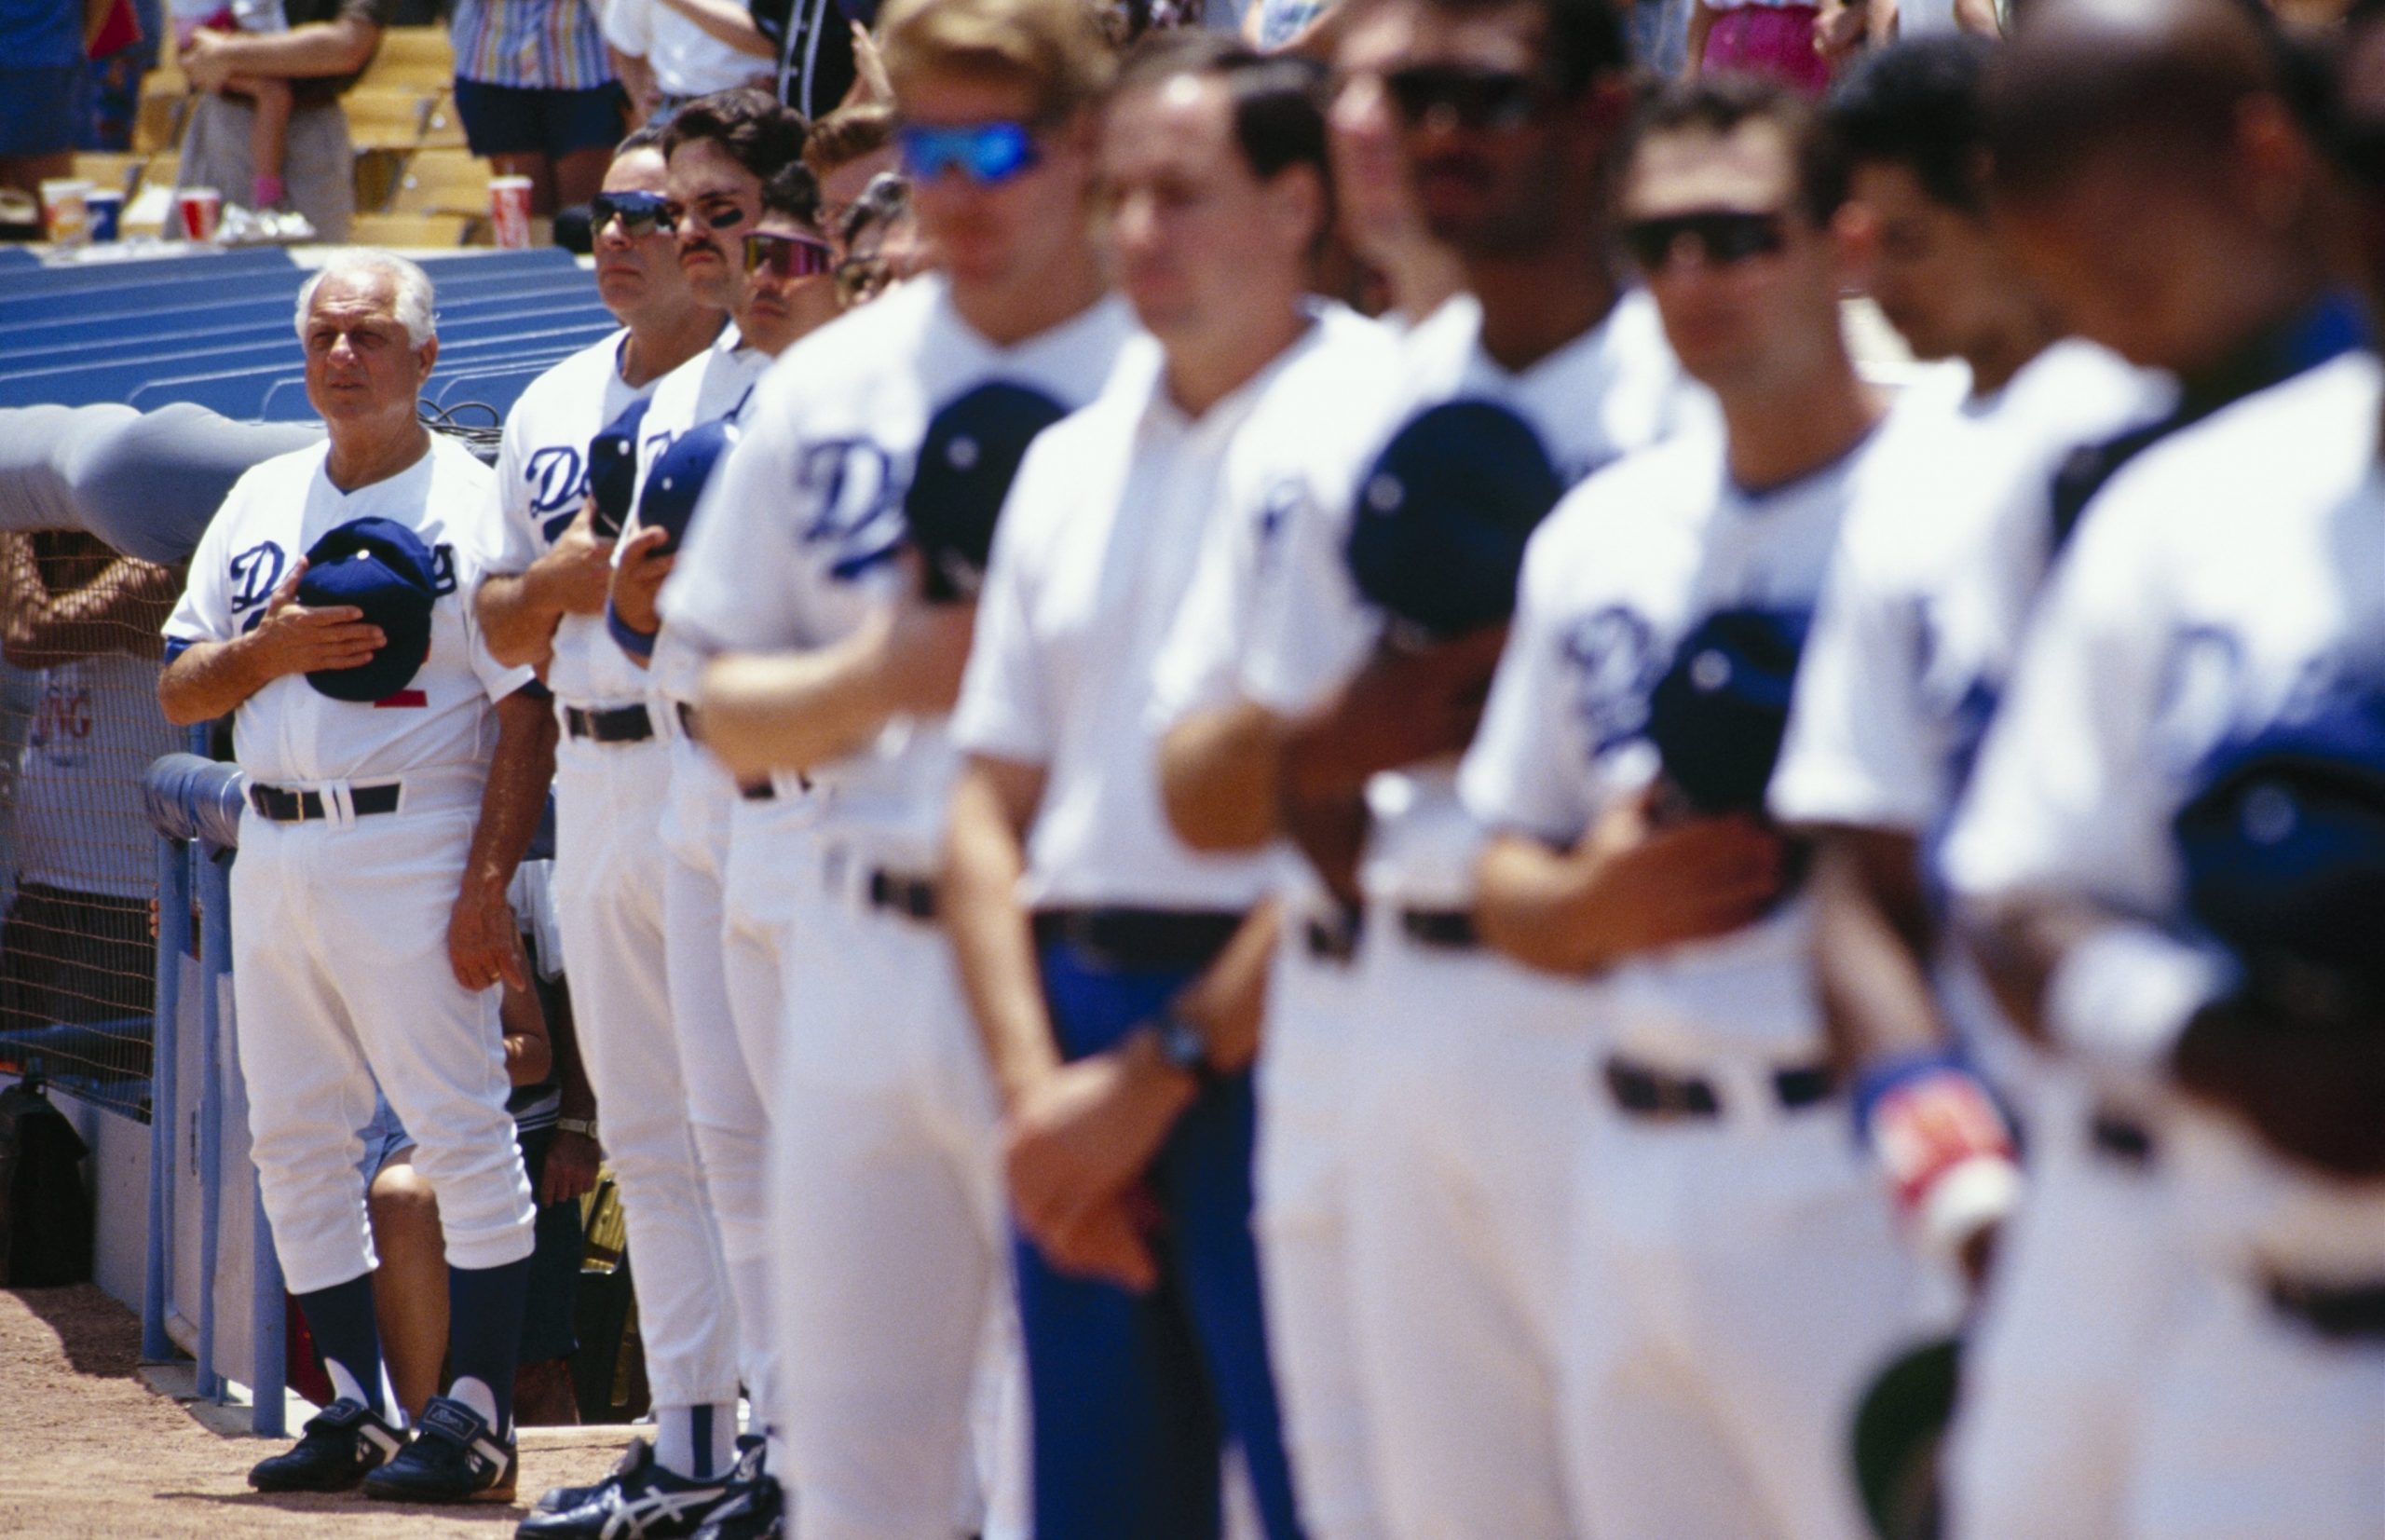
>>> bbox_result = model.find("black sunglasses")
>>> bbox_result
[743,230,835,279]
[1619,210,1790,272]
[591,190,674,238]
[1383,63,1550,132]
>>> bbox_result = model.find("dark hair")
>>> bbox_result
[1419,0,1628,96]
[2333,0,2385,187]
[804,102,895,176]
[1630,74,1849,225]
[1110,33,1335,236]
[1825,35,1994,212]
[661,87,811,183]
[761,161,825,227]
[614,122,669,159]
[842,170,912,248]
[1984,0,2289,204]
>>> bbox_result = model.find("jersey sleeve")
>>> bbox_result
[1239,461,1378,716]
[454,540,541,702]
[162,478,246,647]
[949,443,1061,767]
[481,408,545,578]
[1767,519,1941,833]
[1457,521,1597,845]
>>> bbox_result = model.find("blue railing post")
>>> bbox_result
[141,833,190,1364]
[193,843,230,1404]
[251,1181,285,1435]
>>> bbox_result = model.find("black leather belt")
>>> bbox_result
[868,868,938,922]
[742,782,776,801]
[1032,907,1244,972]
[682,702,797,799]
[1303,906,1362,963]
[565,703,655,743]
[2089,1105,2158,1166]
[1400,906,1479,950]
[1603,1056,1835,1121]
[249,782,402,824]
[676,702,701,738]
[2266,1274,2385,1340]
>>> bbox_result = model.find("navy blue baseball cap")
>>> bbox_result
[293,516,440,703]
[1345,399,1564,644]
[1642,606,1812,816]
[905,381,1069,604]
[637,417,737,555]
[2174,694,2385,996]
[588,398,652,539]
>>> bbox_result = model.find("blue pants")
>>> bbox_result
[1018,936,1304,1540]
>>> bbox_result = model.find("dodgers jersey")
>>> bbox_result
[484,328,673,709]
[1458,404,1925,1056]
[1942,349,2385,1276]
[954,306,1392,912]
[1769,340,2170,840]
[18,652,176,899]
[1240,288,1706,907]
[164,435,534,785]
[661,274,1138,867]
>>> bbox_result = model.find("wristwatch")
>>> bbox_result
[1152,1012,1216,1088]
[555,1116,600,1140]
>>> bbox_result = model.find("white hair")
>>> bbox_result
[294,251,438,347]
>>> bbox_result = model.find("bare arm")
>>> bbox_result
[157,559,384,726]
[698,590,975,783]
[1682,0,1720,75]
[0,534,183,669]
[476,506,618,671]
[1164,899,1279,1075]
[1808,825,1952,1072]
[499,973,555,1087]
[181,16,379,87]
[650,0,778,59]
[1158,698,1288,854]
[446,690,560,994]
[945,753,1065,1108]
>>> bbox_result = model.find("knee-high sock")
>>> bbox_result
[295,1272,392,1423]
[445,1256,532,1433]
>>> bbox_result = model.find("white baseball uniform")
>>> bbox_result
[1239,289,1705,1540]
[663,274,1137,1540]
[1768,337,2187,1540]
[163,434,537,1298]
[484,327,742,1453]
[1459,405,1947,1540]
[1144,308,1405,1540]
[1942,348,2385,1540]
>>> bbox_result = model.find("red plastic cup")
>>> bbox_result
[176,185,223,241]
[490,175,534,250]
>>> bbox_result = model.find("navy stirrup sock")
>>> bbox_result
[444,1256,532,1433]
[293,1273,392,1423]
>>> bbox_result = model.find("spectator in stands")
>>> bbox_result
[597,0,773,127]
[801,99,893,235]
[449,0,628,217]
[172,0,399,242]
[171,0,300,218]
[0,532,182,1070]
[0,0,91,198]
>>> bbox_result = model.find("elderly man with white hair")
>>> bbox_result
[157,251,558,1506]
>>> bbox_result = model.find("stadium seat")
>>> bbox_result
[73,153,149,199]
[348,211,475,247]
[117,321,612,416]
[3,291,609,370]
[0,246,293,307]
[0,248,38,271]
[0,268,589,355]
[383,147,501,216]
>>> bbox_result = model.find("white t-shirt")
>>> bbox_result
[954,307,1390,912]
[16,652,175,899]
[164,436,533,786]
[1942,350,2385,1276]
[661,275,1139,867]
[1459,403,1921,1057]
[1240,289,1708,907]
[484,329,666,711]
[599,0,761,98]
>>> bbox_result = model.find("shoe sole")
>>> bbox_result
[247,1473,369,1494]
[361,1474,518,1505]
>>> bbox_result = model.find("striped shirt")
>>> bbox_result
[450,0,615,91]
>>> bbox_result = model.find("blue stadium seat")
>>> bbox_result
[122,321,613,416]
[0,267,317,328]
[0,244,293,303]
[6,293,613,371]
[0,247,38,271]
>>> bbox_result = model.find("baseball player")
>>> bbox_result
[1461,79,1941,1540]
[1937,2,2385,1533]
[943,37,1391,1539]
[1157,0,1697,1531]
[1765,37,2194,1540]
[479,94,803,1532]
[668,0,1136,1530]
[589,145,837,1540]
[157,252,549,1504]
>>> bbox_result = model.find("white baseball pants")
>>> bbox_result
[230,792,534,1294]
[553,732,740,1413]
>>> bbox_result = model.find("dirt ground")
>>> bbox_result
[0,1285,628,1538]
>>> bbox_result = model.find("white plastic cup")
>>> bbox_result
[490,175,535,250]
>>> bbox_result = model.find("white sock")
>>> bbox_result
[653,1402,737,1479]
[446,1374,500,1431]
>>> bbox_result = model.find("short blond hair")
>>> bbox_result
[877,0,1117,122]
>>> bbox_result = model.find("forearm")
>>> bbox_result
[1277,628,1506,805]
[1810,828,1954,1073]
[1683,0,1718,72]
[461,696,559,900]
[699,600,969,781]
[157,635,275,725]
[5,563,180,668]
[547,984,598,1122]
[476,570,566,670]
[945,763,1063,1109]
[1167,901,1279,1074]
[1158,701,1286,853]
[1475,833,1610,975]
[652,0,777,58]
[199,19,379,80]
[1277,779,1370,909]
[499,980,554,1086]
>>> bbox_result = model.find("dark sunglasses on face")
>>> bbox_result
[897,121,1042,185]
[592,189,674,238]
[743,229,836,279]
[1620,209,1791,272]
[1383,63,1549,132]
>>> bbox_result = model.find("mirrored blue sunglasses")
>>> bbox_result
[897,121,1042,185]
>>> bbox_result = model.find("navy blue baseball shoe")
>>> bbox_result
[516,1438,733,1538]
[688,1473,784,1540]
[246,1397,405,1492]
[361,1394,517,1504]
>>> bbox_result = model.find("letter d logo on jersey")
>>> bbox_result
[229,541,288,630]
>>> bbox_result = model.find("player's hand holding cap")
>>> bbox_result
[292,516,441,703]
[1642,606,1812,817]
[1344,399,1564,645]
[904,381,1070,603]
[587,398,652,539]
[634,417,739,556]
